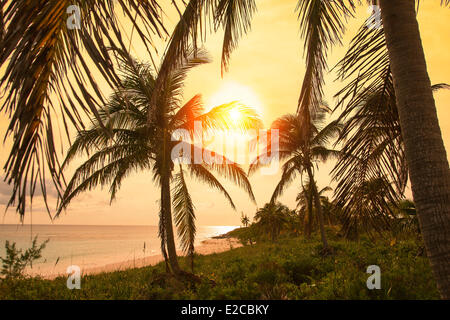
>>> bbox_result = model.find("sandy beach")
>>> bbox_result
[44,237,241,279]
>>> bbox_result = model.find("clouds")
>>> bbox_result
[0,179,13,205]
[0,176,61,212]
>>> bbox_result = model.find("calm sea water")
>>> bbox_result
[0,224,237,276]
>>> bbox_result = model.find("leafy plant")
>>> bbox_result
[0,237,49,279]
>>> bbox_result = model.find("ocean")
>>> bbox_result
[0,224,238,277]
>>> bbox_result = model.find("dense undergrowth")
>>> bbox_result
[0,228,438,300]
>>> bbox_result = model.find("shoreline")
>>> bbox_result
[43,236,241,280]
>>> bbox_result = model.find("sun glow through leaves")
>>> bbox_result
[207,81,264,117]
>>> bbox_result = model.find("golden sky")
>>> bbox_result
[1,1,449,226]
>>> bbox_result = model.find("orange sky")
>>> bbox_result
[1,1,449,226]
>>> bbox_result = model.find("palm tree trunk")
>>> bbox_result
[305,192,313,239]
[161,130,180,274]
[159,222,170,273]
[161,171,180,274]
[306,166,329,250]
[380,0,450,299]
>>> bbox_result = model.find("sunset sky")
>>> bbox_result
[1,1,449,227]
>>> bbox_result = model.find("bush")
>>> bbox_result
[0,236,49,280]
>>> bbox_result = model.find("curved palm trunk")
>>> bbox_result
[306,166,329,250]
[380,0,450,299]
[159,220,170,273]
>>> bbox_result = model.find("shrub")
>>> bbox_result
[0,236,49,279]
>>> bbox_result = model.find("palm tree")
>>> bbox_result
[331,3,450,295]
[0,0,167,217]
[3,0,449,297]
[253,203,290,241]
[333,14,449,237]
[378,0,450,298]
[296,180,332,238]
[251,106,341,251]
[240,212,250,228]
[173,0,449,297]
[57,50,261,274]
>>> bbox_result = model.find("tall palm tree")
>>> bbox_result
[0,0,167,217]
[296,180,332,237]
[332,2,450,296]
[251,106,341,251]
[333,14,449,238]
[378,0,450,298]
[57,50,261,274]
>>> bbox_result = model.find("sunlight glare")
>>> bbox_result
[229,108,242,123]
[206,81,264,116]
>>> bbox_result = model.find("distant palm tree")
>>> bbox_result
[296,180,332,238]
[254,203,290,241]
[57,50,261,274]
[240,213,250,228]
[251,106,340,251]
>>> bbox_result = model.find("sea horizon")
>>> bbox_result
[0,224,240,277]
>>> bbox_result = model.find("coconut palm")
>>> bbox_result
[332,14,449,240]
[56,50,261,274]
[378,0,450,298]
[253,203,290,241]
[240,212,250,227]
[167,0,450,297]
[250,106,341,251]
[296,180,332,238]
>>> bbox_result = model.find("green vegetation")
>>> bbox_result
[0,230,438,300]
[1,1,449,298]
[0,237,49,280]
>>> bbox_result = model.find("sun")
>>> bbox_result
[229,108,242,123]
[206,81,264,116]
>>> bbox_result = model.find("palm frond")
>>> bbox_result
[214,0,257,76]
[332,21,405,236]
[187,163,236,209]
[0,0,166,217]
[57,143,151,215]
[173,166,196,264]
[178,101,263,137]
[271,163,298,203]
[296,0,354,129]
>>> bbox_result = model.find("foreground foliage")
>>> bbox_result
[0,232,438,300]
[0,237,49,279]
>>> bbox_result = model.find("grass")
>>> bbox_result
[0,231,439,300]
